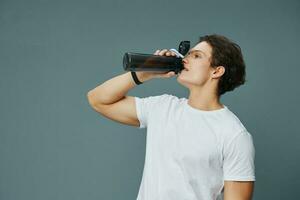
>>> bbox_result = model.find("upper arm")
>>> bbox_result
[223,131,256,181]
[88,95,140,127]
[224,181,254,200]
[222,131,256,199]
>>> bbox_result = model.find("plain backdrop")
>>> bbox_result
[0,0,299,199]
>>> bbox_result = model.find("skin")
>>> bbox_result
[87,42,254,199]
[176,41,225,111]
[152,42,255,199]
[223,180,254,200]
[143,41,226,111]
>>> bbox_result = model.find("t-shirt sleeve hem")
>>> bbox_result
[134,97,146,129]
[223,176,256,181]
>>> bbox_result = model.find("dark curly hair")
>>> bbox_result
[198,34,246,96]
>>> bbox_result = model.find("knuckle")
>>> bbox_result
[161,49,169,55]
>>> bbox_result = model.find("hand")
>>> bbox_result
[136,49,177,81]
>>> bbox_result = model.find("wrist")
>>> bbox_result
[135,72,152,82]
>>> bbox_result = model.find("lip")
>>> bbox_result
[179,68,188,74]
[183,66,189,71]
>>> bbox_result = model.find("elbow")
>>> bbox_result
[86,90,106,109]
[87,91,96,107]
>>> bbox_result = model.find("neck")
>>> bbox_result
[187,85,223,111]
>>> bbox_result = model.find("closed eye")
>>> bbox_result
[185,52,202,59]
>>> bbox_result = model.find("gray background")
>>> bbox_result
[1,0,299,199]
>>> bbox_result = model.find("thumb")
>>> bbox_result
[158,71,176,78]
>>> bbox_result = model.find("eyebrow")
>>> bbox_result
[188,49,206,56]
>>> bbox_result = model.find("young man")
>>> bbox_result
[87,34,255,200]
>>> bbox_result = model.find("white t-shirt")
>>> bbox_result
[134,94,255,200]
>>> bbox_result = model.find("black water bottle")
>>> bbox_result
[123,53,183,74]
[123,41,190,74]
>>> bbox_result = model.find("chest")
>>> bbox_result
[154,119,222,168]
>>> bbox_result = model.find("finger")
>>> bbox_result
[165,50,177,57]
[162,71,175,78]
[165,51,172,56]
[168,71,176,77]
[154,49,160,55]
[158,49,168,56]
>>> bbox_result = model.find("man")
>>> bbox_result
[87,34,255,200]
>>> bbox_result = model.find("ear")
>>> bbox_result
[211,66,225,79]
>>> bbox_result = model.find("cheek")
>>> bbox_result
[190,65,211,82]
[178,60,211,83]
[190,71,206,82]
[191,63,209,77]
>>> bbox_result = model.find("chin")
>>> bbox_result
[176,76,190,88]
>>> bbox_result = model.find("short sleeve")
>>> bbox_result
[223,130,256,181]
[134,94,168,129]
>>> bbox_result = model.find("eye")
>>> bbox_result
[185,52,201,59]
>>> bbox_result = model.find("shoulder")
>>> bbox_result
[135,93,183,110]
[135,93,169,104]
[144,93,183,103]
[162,93,187,103]
[159,93,186,107]
[226,129,254,147]
[220,108,248,135]
[215,108,254,147]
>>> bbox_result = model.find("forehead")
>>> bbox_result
[190,41,212,56]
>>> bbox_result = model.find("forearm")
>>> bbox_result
[87,72,151,105]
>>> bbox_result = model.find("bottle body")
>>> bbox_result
[123,52,184,74]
